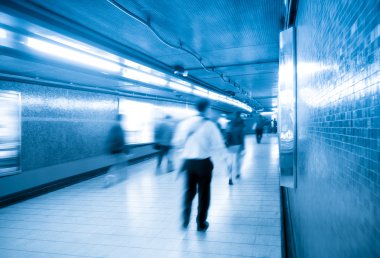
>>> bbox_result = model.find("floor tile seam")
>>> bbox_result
[184,250,264,258]
[0,215,279,223]
[212,190,280,193]
[209,203,281,207]
[168,216,281,221]
[0,218,170,226]
[160,236,258,246]
[0,225,161,238]
[25,199,181,204]
[0,211,178,218]
[202,222,281,227]
[155,235,281,246]
[211,197,280,200]
[210,207,280,211]
[0,220,176,230]
[25,188,279,195]
[0,208,177,219]
[0,213,173,221]
[211,197,280,201]
[0,233,281,253]
[0,218,156,225]
[2,204,281,214]
[207,209,280,213]
[207,216,281,220]
[208,202,280,206]
[0,235,160,249]
[135,245,259,257]
[181,229,281,235]
[22,199,178,204]
[15,202,182,207]
[7,207,179,213]
[212,193,280,196]
[212,199,280,203]
[0,247,92,257]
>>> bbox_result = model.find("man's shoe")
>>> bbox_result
[236,174,240,179]
[229,178,233,185]
[197,221,209,232]
[182,219,189,229]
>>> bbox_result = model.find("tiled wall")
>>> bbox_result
[286,0,379,257]
[1,81,210,171]
[1,81,119,170]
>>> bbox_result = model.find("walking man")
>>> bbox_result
[173,99,228,231]
[154,115,175,173]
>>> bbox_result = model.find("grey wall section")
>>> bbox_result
[287,0,379,257]
[0,80,224,198]
[0,81,119,197]
[1,81,119,170]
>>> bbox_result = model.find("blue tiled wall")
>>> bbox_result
[287,0,379,257]
[1,81,119,170]
[0,81,219,172]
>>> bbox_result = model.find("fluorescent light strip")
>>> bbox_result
[193,89,209,98]
[168,82,192,93]
[122,68,167,86]
[0,28,7,39]
[26,37,121,72]
[24,34,251,112]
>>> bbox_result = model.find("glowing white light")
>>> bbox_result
[279,89,294,105]
[26,37,121,72]
[42,35,120,62]
[297,62,338,77]
[164,106,197,118]
[0,150,18,158]
[0,28,7,39]
[208,91,220,100]
[122,69,167,86]
[279,63,294,83]
[193,89,209,98]
[24,35,253,112]
[261,111,275,116]
[168,82,192,93]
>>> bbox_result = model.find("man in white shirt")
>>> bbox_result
[173,98,228,231]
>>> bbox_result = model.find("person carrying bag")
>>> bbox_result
[172,99,229,232]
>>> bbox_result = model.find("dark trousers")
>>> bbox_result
[256,128,263,143]
[183,158,213,226]
[156,145,171,168]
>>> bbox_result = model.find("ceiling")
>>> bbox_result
[0,0,284,112]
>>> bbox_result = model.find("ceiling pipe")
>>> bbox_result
[106,0,254,105]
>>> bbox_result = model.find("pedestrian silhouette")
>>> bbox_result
[226,111,245,185]
[154,115,175,173]
[104,114,129,187]
[172,99,228,232]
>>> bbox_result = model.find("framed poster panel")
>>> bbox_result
[278,27,297,188]
[0,91,21,177]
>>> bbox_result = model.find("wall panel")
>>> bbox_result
[287,0,379,257]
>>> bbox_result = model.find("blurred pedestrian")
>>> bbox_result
[173,98,228,232]
[104,114,129,187]
[154,115,175,173]
[255,115,265,143]
[226,111,245,185]
[273,118,278,134]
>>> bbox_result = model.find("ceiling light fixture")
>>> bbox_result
[26,37,121,72]
[19,28,251,111]
[106,0,254,105]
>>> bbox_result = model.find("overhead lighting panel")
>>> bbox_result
[26,37,121,72]
[17,29,252,111]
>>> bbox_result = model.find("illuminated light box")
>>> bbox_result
[0,91,21,177]
[278,27,297,188]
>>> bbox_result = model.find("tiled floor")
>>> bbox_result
[0,135,282,258]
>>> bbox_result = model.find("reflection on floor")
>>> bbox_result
[0,135,281,258]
